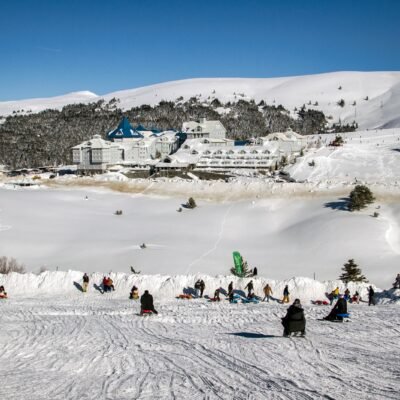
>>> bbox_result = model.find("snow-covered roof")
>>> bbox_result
[182,118,226,133]
[72,135,112,149]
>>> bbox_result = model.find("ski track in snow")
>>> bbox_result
[187,203,234,273]
[0,298,399,400]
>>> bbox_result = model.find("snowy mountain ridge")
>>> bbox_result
[1,71,400,130]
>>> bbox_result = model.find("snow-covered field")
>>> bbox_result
[0,272,399,400]
[1,71,400,129]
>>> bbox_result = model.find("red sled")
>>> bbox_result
[140,309,153,316]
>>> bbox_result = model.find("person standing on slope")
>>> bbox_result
[281,298,306,337]
[282,285,290,303]
[228,281,233,297]
[140,290,158,315]
[82,273,89,292]
[368,286,375,306]
[199,280,206,298]
[245,280,254,298]
[194,279,201,298]
[263,283,273,302]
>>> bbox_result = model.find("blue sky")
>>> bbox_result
[0,0,399,100]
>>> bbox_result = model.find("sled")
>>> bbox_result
[312,300,329,305]
[178,294,192,299]
[0,294,7,299]
[140,309,154,316]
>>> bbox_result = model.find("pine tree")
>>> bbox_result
[339,259,367,283]
[348,185,375,211]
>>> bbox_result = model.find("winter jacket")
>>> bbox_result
[283,286,289,296]
[282,304,306,333]
[140,293,155,310]
[83,275,89,283]
[368,287,375,298]
[245,282,254,292]
[334,298,348,314]
[263,285,273,295]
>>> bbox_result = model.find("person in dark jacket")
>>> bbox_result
[324,295,348,321]
[199,280,205,298]
[281,299,305,337]
[228,281,233,296]
[244,280,254,298]
[140,290,158,315]
[253,267,258,276]
[368,286,375,306]
[282,285,290,303]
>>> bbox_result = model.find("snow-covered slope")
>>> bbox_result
[1,71,400,129]
[0,272,399,399]
[1,186,399,287]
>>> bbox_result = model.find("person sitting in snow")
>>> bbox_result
[102,276,109,293]
[245,280,254,298]
[140,290,158,315]
[351,291,360,304]
[213,289,221,301]
[324,294,347,321]
[0,285,7,298]
[130,285,139,300]
[107,277,115,291]
[281,298,306,337]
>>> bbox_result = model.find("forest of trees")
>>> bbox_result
[0,97,354,169]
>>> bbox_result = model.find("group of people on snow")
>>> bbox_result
[102,276,115,292]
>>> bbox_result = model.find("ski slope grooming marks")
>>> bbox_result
[0,296,399,400]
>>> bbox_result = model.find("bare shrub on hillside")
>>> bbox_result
[0,256,26,274]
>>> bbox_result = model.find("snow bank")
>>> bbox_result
[1,270,395,304]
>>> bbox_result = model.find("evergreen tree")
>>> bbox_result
[339,259,367,283]
[348,185,375,211]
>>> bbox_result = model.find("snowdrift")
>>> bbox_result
[1,270,397,304]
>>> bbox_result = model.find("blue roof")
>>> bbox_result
[108,117,144,139]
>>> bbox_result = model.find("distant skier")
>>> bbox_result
[140,243,147,249]
[253,267,258,276]
[130,266,141,274]
[324,294,347,321]
[140,290,158,315]
[199,280,205,298]
[281,299,306,337]
[282,285,290,303]
[263,283,273,302]
[368,286,375,306]
[244,280,254,298]
[82,273,89,292]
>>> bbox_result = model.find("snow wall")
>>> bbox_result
[1,270,399,304]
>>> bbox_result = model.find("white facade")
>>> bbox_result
[182,118,227,139]
[72,132,179,172]
[256,130,307,154]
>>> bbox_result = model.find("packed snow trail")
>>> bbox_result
[0,296,399,400]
